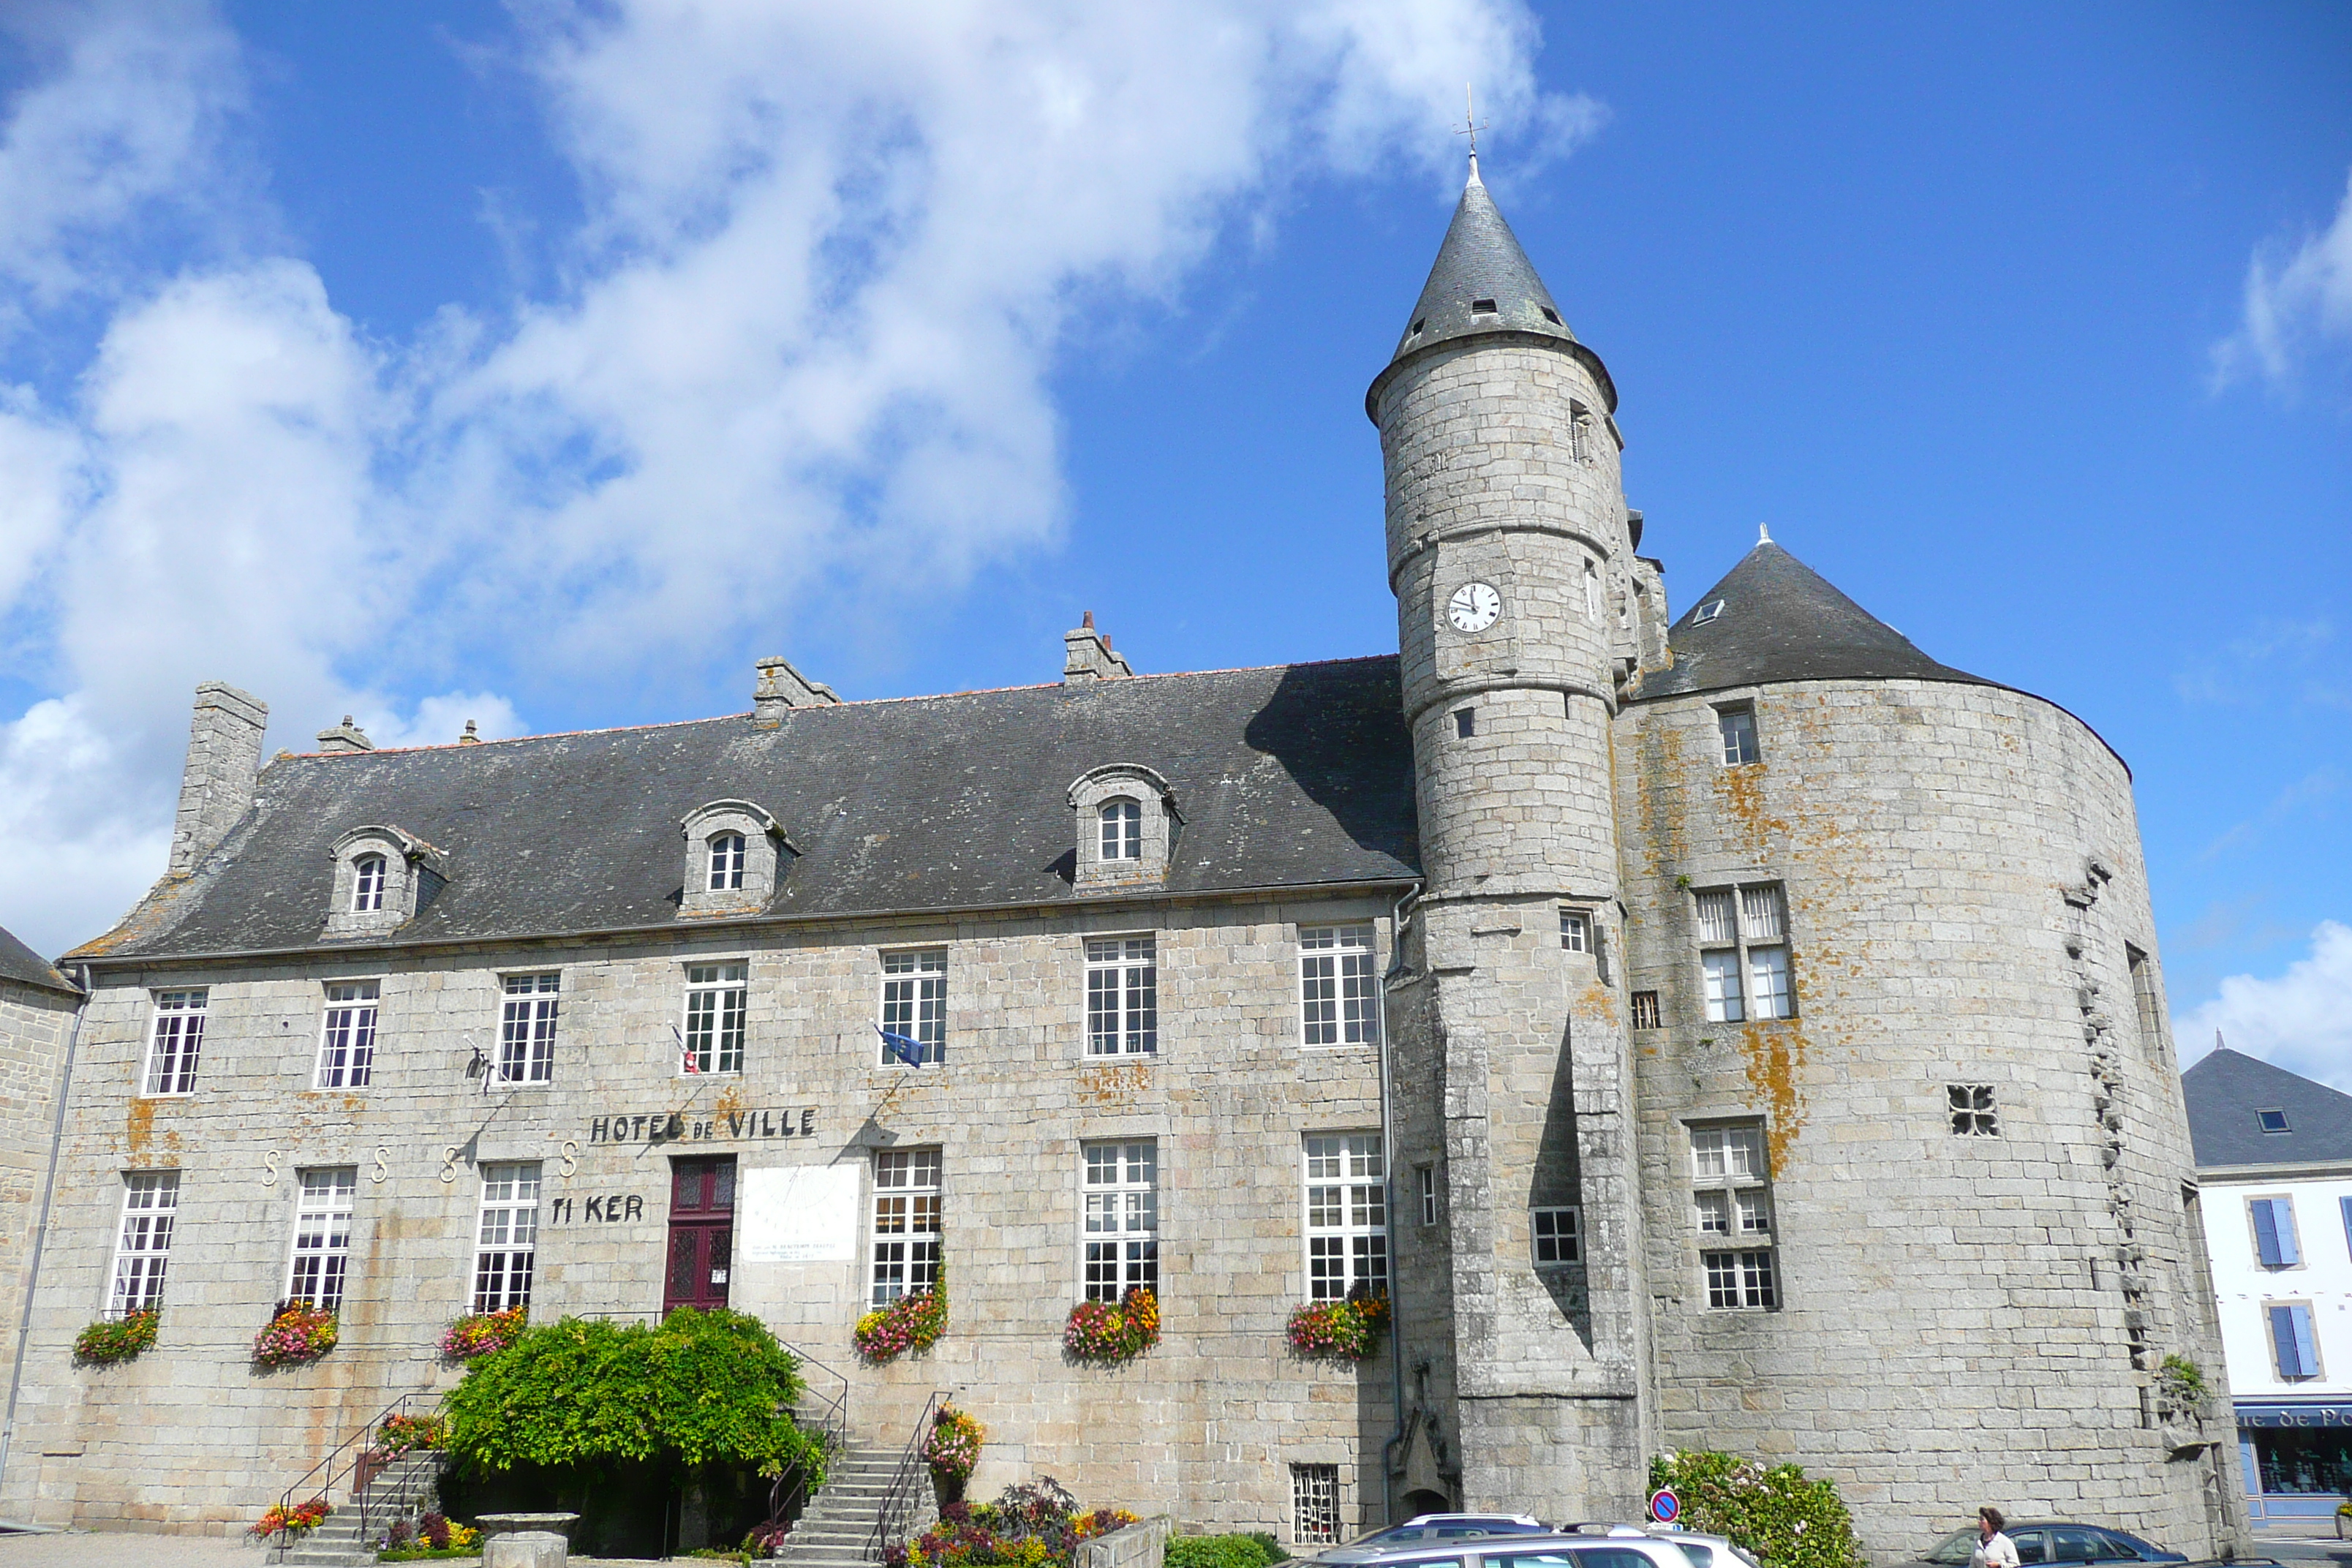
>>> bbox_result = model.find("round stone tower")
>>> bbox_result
[1368,158,1649,1523]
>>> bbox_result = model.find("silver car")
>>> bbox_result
[1553,1526,1760,1568]
[1300,1529,1709,1568]
[1311,1516,1550,1565]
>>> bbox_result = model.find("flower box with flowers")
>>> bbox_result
[72,1310,158,1367]
[1285,1292,1387,1361]
[252,1301,338,1368]
[1063,1287,1158,1363]
[921,1402,986,1499]
[854,1262,948,1362]
[376,1412,446,1456]
[440,1305,526,1360]
[249,1496,331,1540]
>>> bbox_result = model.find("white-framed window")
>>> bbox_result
[707,832,746,892]
[107,1171,178,1317]
[473,1162,540,1312]
[682,962,747,1075]
[1099,799,1142,861]
[1534,1205,1583,1266]
[1694,885,1795,1022]
[2270,1303,2322,1380]
[499,973,559,1084]
[879,949,947,1066]
[143,989,208,1096]
[1717,704,1760,766]
[1948,1084,1999,1136]
[1082,1141,1158,1300]
[286,1166,357,1312]
[352,853,387,913]
[1300,924,1379,1047]
[1560,908,1592,954]
[2250,1196,2302,1269]
[1304,1134,1387,1301]
[1417,1164,1436,1227]
[1085,936,1156,1055]
[1692,1123,1777,1310]
[1291,1463,1341,1546]
[871,1147,943,1305]
[1691,600,1725,626]
[316,979,380,1089]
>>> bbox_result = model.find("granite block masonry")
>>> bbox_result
[0,152,2243,1564]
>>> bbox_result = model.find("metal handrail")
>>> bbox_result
[273,1388,438,1553]
[863,1390,949,1563]
[764,1341,853,1541]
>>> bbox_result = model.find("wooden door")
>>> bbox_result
[664,1156,736,1313]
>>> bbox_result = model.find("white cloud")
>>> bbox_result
[2213,165,2352,391]
[0,0,1599,957]
[2181,921,2352,1093]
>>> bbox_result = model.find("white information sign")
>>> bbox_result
[739,1164,862,1264]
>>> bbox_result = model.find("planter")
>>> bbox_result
[1285,1294,1387,1361]
[921,1403,984,1501]
[72,1310,157,1367]
[252,1303,338,1368]
[249,1497,331,1541]
[440,1305,526,1361]
[1064,1288,1158,1363]
[856,1262,948,1362]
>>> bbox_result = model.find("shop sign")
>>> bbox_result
[2238,1403,2352,1428]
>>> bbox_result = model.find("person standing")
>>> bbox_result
[1970,1509,2020,1568]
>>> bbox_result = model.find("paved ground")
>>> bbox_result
[0,1537,702,1568]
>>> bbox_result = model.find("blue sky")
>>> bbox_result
[1,1,2346,1083]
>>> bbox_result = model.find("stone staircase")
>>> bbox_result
[770,1439,921,1568]
[270,1450,445,1567]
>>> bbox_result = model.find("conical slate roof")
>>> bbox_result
[1389,160,1580,366]
[1637,540,1991,700]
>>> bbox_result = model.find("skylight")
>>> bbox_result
[1691,600,1725,625]
[2258,1109,2290,1134]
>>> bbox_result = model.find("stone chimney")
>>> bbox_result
[169,682,268,875]
[753,657,842,727]
[459,720,481,745]
[316,716,373,753]
[1063,612,1134,682]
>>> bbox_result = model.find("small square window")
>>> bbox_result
[1717,706,1760,766]
[1453,707,1476,739]
[1560,909,1591,954]
[1948,1085,1999,1137]
[1533,1206,1582,1265]
[1629,991,1662,1030]
[1292,1463,1340,1545]
[1469,298,1498,314]
[2257,1109,2290,1134]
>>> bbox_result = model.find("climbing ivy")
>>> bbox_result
[1648,1451,1863,1568]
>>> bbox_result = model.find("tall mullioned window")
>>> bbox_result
[143,989,208,1096]
[500,973,559,1084]
[682,962,747,1075]
[1300,925,1379,1047]
[352,853,386,912]
[707,832,746,891]
[316,980,380,1089]
[1692,1123,1776,1311]
[1099,799,1142,861]
[1082,1141,1158,1300]
[287,1166,357,1312]
[1304,1134,1387,1301]
[880,950,947,1066]
[1085,937,1156,1055]
[473,1162,540,1312]
[1695,885,1794,1023]
[108,1171,178,1317]
[871,1148,943,1305]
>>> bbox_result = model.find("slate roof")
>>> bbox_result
[1636,540,1995,702]
[0,924,78,995]
[77,658,1421,965]
[2182,1047,2352,1170]
[1383,162,1585,375]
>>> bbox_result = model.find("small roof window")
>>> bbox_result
[1408,317,1425,336]
[2257,1109,2290,1134]
[1470,298,1498,314]
[1539,306,1561,325]
[1690,600,1726,625]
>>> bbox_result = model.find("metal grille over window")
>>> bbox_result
[682,962,747,1074]
[707,832,746,891]
[1696,884,1794,1023]
[353,853,386,912]
[1300,925,1379,1047]
[1099,799,1142,861]
[108,1172,178,1317]
[1718,705,1760,766]
[287,1166,357,1312]
[1948,1084,1999,1136]
[500,973,559,1083]
[1305,1134,1387,1301]
[880,950,948,1066]
[1533,1206,1582,1265]
[474,1162,540,1312]
[317,980,380,1088]
[1291,1463,1340,1546]
[872,1148,943,1305]
[1629,990,1662,1030]
[1085,937,1157,1055]
[1692,1123,1776,1310]
[1082,1142,1157,1300]
[144,990,208,1096]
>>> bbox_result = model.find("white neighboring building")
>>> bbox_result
[2185,1047,2352,1526]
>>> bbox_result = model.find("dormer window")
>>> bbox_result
[1068,765,1180,893]
[351,855,386,913]
[678,802,791,919]
[708,832,747,891]
[1100,800,1142,862]
[1470,298,1498,314]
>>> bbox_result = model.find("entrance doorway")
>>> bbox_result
[665,1156,736,1313]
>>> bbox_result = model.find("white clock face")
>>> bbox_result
[1447,581,1502,633]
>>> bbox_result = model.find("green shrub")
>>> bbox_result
[1166,1531,1288,1568]
[1648,1451,1863,1568]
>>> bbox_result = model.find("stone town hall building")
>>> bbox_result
[0,161,2246,1558]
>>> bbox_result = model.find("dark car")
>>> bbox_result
[1914,1524,2187,1568]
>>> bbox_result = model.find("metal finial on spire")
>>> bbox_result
[1457,84,1488,182]
[1759,523,1773,544]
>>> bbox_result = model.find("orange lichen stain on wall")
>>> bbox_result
[1740,1022,1809,1169]
[1712,758,1787,866]
[1633,718,1689,877]
[1572,979,1618,1028]
[124,1096,155,1157]
[1077,1060,1152,1107]
[713,1084,748,1120]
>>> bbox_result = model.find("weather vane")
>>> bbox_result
[1457,83,1488,159]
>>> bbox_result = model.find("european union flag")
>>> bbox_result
[876,1024,929,1068]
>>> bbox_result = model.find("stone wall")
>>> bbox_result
[0,975,77,1415]
[1616,677,2247,1564]
[1,896,1398,1539]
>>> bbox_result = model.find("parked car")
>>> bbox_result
[1304,1529,1717,1568]
[1911,1524,2187,1568]
[1311,1515,1550,1563]
[1554,1523,1760,1568]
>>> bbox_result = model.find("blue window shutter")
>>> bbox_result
[2278,1202,2302,1265]
[2253,1200,2284,1267]
[2291,1305,2321,1379]
[2270,1305,2305,1377]
[2340,1196,2352,1260]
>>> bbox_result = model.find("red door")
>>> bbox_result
[664,1156,736,1314]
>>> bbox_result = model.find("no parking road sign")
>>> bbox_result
[1648,1489,1681,1526]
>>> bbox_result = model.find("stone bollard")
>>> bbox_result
[477,1511,581,1568]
